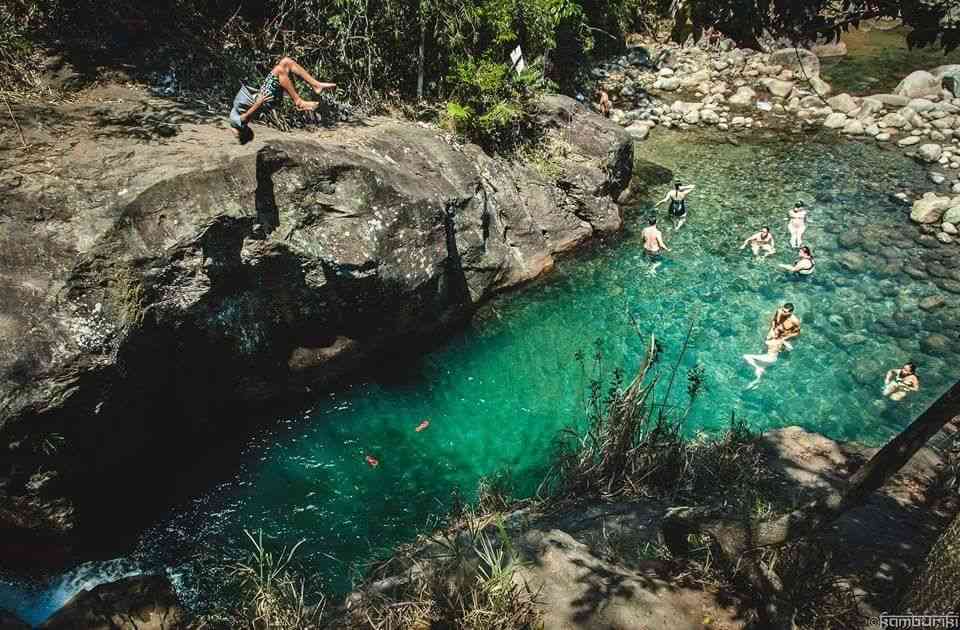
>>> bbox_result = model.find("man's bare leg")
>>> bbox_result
[275,71,318,111]
[276,57,336,95]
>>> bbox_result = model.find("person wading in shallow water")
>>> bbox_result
[787,201,809,249]
[641,216,670,275]
[883,362,920,401]
[743,303,801,389]
[779,245,815,276]
[654,182,695,230]
[740,226,776,258]
[228,57,336,142]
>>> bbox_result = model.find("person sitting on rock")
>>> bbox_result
[596,89,611,117]
[228,57,336,141]
[740,226,776,258]
[883,362,920,401]
[779,246,815,276]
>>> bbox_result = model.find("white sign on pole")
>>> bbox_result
[510,46,526,74]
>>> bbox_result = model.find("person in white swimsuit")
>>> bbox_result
[787,201,808,249]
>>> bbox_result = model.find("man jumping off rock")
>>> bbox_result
[229,57,336,141]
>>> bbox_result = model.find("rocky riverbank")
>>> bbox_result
[596,37,960,244]
[340,422,959,629]
[0,86,633,566]
[4,422,953,629]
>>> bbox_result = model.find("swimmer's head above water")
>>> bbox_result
[781,302,795,314]
[799,245,812,257]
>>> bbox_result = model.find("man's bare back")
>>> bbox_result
[642,225,667,253]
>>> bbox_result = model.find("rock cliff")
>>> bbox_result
[0,88,633,563]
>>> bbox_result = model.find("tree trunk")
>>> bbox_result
[902,508,960,613]
[417,8,426,101]
[663,379,960,627]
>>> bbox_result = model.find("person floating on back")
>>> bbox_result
[228,57,337,142]
[740,226,776,258]
[883,362,919,401]
[743,303,800,389]
[655,182,695,230]
[641,216,670,275]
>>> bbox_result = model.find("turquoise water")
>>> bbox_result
[5,128,960,623]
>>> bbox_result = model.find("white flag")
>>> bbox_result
[510,46,526,74]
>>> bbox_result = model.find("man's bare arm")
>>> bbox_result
[240,95,269,124]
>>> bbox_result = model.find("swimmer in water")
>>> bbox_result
[641,216,670,275]
[787,201,808,249]
[779,245,815,276]
[654,182,695,230]
[883,362,919,401]
[743,303,801,389]
[740,226,776,258]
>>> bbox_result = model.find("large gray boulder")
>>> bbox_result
[896,70,942,98]
[0,90,634,560]
[911,193,953,223]
[760,78,795,97]
[827,93,858,114]
[918,143,944,163]
[727,86,756,106]
[768,48,820,78]
[39,575,184,630]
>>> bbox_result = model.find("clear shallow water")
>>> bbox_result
[820,26,960,95]
[5,128,960,623]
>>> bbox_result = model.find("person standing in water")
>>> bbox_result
[883,362,920,401]
[655,182,696,230]
[740,226,776,258]
[787,201,808,249]
[779,245,815,275]
[641,216,670,275]
[743,303,801,389]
